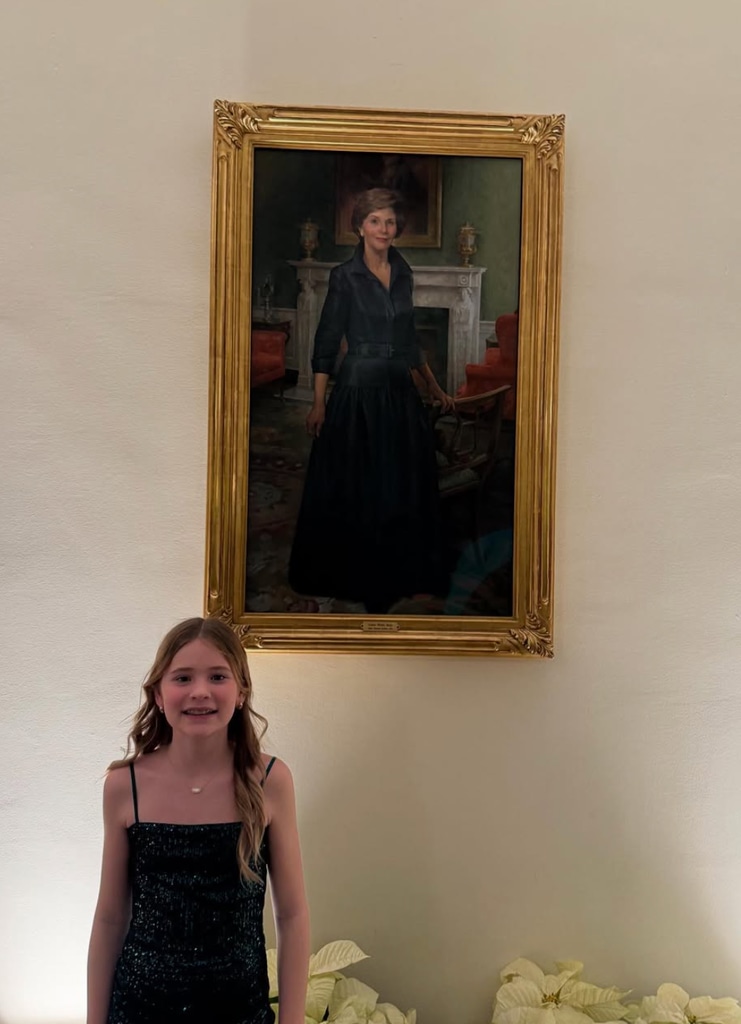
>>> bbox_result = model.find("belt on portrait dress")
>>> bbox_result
[354,343,406,358]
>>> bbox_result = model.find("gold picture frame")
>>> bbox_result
[206,101,564,656]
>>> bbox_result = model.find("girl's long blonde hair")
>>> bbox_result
[109,617,268,883]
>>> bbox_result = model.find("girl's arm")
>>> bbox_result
[87,767,132,1024]
[265,759,310,1024]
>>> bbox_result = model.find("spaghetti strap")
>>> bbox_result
[129,762,140,824]
[262,756,277,786]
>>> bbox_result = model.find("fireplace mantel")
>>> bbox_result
[288,260,486,396]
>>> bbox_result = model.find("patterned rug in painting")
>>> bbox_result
[246,389,515,617]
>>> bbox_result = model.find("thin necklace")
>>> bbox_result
[189,774,217,795]
[167,751,227,795]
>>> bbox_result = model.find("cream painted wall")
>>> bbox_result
[3,1,741,1022]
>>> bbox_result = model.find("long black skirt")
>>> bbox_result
[289,356,444,612]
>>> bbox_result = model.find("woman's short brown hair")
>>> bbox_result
[350,188,407,238]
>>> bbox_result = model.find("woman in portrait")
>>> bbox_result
[288,188,453,613]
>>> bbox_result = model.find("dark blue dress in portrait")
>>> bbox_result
[289,243,444,613]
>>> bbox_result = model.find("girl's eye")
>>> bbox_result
[211,673,227,682]
[173,675,190,684]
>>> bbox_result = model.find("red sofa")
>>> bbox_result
[251,327,287,389]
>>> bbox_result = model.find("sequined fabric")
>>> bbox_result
[107,822,274,1024]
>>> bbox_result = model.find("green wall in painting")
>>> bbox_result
[252,149,521,323]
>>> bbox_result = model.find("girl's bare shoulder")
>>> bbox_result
[260,754,294,793]
[104,762,130,792]
[131,749,167,776]
[104,753,164,801]
[102,762,133,824]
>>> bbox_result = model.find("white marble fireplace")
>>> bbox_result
[287,260,486,397]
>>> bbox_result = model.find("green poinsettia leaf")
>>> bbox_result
[306,975,337,1021]
[310,941,370,977]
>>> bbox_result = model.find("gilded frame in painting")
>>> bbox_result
[334,152,442,247]
[206,101,564,657]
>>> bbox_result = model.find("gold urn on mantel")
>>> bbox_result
[299,217,320,260]
[457,222,479,267]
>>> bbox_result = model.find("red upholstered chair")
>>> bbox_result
[456,312,519,420]
[250,327,287,390]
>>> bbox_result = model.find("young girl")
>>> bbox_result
[87,617,310,1024]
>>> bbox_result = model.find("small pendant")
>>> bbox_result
[191,786,203,794]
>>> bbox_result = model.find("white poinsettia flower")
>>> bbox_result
[269,939,373,1024]
[644,985,741,1024]
[305,974,339,1023]
[327,1009,365,1024]
[636,996,659,1022]
[494,959,630,1024]
[267,948,278,999]
[370,1002,417,1024]
[326,977,380,1024]
[500,958,581,986]
[310,940,370,977]
[567,980,631,1023]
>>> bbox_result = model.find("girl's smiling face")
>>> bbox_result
[157,638,240,735]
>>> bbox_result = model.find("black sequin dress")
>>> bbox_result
[106,763,275,1024]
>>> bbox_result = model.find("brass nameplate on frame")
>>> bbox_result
[206,101,564,656]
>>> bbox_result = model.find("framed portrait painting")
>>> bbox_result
[206,102,564,656]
